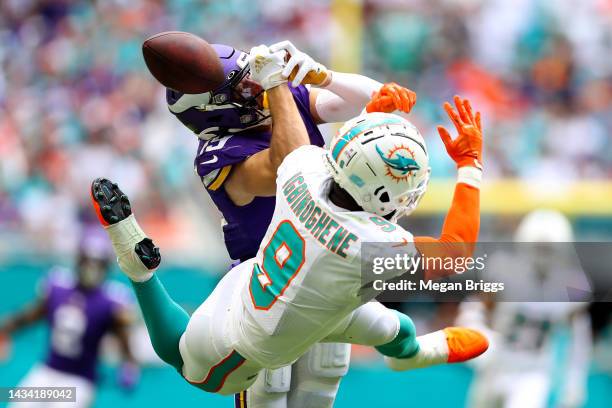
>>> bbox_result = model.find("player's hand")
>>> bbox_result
[247,45,287,91]
[366,82,416,114]
[269,40,330,88]
[437,95,483,170]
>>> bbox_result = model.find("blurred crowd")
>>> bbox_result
[0,0,610,258]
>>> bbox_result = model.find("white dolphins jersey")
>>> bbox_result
[229,145,416,367]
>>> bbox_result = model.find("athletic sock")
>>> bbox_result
[385,330,448,370]
[131,274,190,371]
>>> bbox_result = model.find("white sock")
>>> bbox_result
[384,330,448,371]
[105,214,154,282]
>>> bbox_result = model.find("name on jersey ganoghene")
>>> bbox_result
[282,172,358,258]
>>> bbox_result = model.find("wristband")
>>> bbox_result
[457,166,482,189]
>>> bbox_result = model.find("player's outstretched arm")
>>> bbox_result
[224,45,310,205]
[268,40,416,124]
[415,95,483,280]
[0,298,46,335]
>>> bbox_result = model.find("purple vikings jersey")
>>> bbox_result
[168,85,324,260]
[42,269,130,382]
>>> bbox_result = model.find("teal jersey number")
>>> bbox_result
[370,216,397,232]
[249,220,306,310]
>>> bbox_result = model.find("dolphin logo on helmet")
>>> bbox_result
[375,145,420,175]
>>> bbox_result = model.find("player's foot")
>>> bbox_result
[384,327,488,371]
[91,178,132,226]
[90,178,160,281]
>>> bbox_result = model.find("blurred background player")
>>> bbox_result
[163,39,415,408]
[457,209,592,408]
[0,226,139,408]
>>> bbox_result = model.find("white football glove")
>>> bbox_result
[247,45,287,91]
[269,40,330,88]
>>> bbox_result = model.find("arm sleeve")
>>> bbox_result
[195,132,271,191]
[314,72,382,123]
[415,168,481,280]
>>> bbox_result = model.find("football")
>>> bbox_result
[142,31,225,94]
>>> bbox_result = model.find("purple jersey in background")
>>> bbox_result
[168,85,324,260]
[42,268,130,382]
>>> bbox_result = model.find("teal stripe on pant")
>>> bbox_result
[191,350,246,393]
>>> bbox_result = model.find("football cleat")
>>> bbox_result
[91,178,132,226]
[385,327,488,371]
[90,178,160,280]
[135,238,161,270]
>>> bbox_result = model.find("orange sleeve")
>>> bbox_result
[414,182,480,280]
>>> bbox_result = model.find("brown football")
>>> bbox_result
[142,31,225,94]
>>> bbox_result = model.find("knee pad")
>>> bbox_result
[288,343,351,408]
[262,366,292,393]
[307,342,351,378]
[240,366,291,408]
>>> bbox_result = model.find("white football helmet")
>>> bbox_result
[325,112,430,221]
[514,209,574,242]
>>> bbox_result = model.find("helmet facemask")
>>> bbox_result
[384,173,431,222]
[208,60,270,129]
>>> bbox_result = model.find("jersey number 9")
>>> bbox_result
[249,221,306,310]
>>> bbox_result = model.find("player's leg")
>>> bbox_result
[91,178,188,371]
[238,366,291,408]
[241,342,350,408]
[324,301,489,370]
[324,301,407,348]
[180,264,261,395]
[93,178,261,394]
[285,343,351,408]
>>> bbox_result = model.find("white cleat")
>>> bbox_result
[385,327,488,371]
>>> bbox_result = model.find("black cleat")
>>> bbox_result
[135,238,161,270]
[91,178,132,226]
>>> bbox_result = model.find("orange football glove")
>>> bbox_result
[366,82,416,114]
[437,95,483,169]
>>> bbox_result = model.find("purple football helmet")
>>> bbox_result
[76,224,113,288]
[166,44,269,138]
